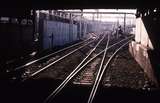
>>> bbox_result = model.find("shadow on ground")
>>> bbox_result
[0,77,160,103]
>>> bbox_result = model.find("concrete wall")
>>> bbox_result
[130,16,160,86]
[129,41,158,85]
[135,18,153,49]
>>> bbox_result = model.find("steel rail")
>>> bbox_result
[87,34,110,103]
[23,34,100,80]
[30,38,98,77]
[44,33,108,103]
[13,37,93,71]
[44,35,134,103]
[87,40,131,103]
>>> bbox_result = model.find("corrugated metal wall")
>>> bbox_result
[42,20,78,50]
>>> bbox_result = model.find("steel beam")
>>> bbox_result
[57,11,135,15]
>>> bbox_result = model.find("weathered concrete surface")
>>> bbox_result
[135,18,153,49]
[129,41,158,86]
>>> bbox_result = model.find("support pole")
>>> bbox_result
[116,19,119,39]
[69,13,73,41]
[80,9,83,38]
[124,13,126,34]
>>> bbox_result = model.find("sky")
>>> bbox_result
[82,9,136,22]
[40,9,136,24]
[62,9,136,23]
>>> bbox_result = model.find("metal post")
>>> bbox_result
[92,13,94,33]
[124,13,126,34]
[69,13,72,41]
[96,9,99,33]
[92,13,95,21]
[80,9,83,38]
[117,19,119,39]
[51,33,54,49]
[33,10,40,51]
[71,14,73,41]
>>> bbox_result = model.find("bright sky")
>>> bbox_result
[82,9,136,22]
[62,9,136,22]
[40,9,136,23]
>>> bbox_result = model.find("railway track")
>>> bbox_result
[27,34,107,78]
[7,33,107,81]
[1,33,142,103]
[4,36,94,80]
[87,41,131,103]
[4,32,134,103]
[42,33,134,103]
